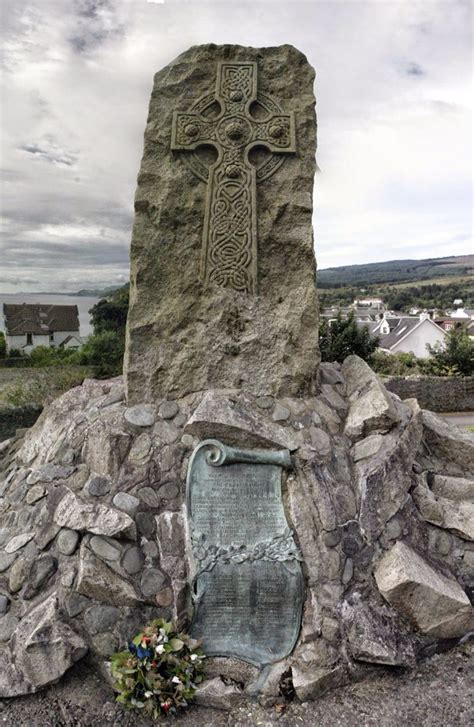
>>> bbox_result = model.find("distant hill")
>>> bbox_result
[317,255,474,289]
[74,285,124,298]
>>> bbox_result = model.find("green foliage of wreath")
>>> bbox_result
[110,619,205,718]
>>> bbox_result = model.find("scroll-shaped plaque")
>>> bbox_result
[186,439,304,667]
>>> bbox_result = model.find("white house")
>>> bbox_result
[373,312,446,359]
[3,303,82,354]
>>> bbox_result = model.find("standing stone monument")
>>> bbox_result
[125,44,319,403]
[0,43,472,708]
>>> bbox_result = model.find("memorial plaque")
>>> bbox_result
[186,439,304,666]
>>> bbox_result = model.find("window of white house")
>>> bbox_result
[49,332,54,342]
[26,333,33,345]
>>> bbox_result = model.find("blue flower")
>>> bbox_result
[136,646,152,660]
[128,642,137,655]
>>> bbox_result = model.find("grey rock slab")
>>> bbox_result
[0,552,17,573]
[158,401,179,420]
[342,356,399,439]
[292,664,347,701]
[185,391,299,450]
[309,426,331,456]
[25,485,46,505]
[0,595,10,614]
[54,488,136,538]
[124,405,155,428]
[121,546,145,575]
[135,511,156,538]
[412,478,474,542]
[26,464,75,486]
[272,404,290,422]
[153,420,180,445]
[86,475,111,497]
[125,44,319,403]
[22,555,58,600]
[341,596,414,666]
[56,529,80,556]
[319,363,345,386]
[374,541,473,639]
[319,384,347,411]
[112,491,140,517]
[65,593,91,618]
[422,410,474,475]
[137,486,160,508]
[194,677,243,711]
[76,542,143,607]
[127,433,152,464]
[89,535,122,561]
[352,434,384,462]
[356,399,423,541]
[0,613,19,642]
[35,521,61,550]
[430,474,474,503]
[140,567,167,598]
[255,397,274,410]
[83,605,120,635]
[8,557,28,593]
[6,593,87,696]
[5,533,35,554]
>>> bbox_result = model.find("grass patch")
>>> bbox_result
[0,366,93,407]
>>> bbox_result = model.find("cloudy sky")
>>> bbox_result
[1,0,472,293]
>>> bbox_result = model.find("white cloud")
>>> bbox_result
[0,0,471,292]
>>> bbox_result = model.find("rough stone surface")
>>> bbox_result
[123,405,155,428]
[412,477,474,541]
[0,594,87,696]
[76,543,142,607]
[342,356,399,439]
[5,532,35,553]
[56,529,80,556]
[158,401,179,420]
[195,677,243,710]
[341,595,414,666]
[292,664,347,701]
[112,491,140,517]
[54,489,136,538]
[125,44,319,403]
[185,390,298,450]
[86,475,111,497]
[374,541,472,638]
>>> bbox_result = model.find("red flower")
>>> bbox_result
[161,701,171,713]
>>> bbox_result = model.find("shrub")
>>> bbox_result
[370,350,423,376]
[79,331,124,378]
[319,311,379,363]
[110,619,205,719]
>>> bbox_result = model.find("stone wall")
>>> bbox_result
[383,376,474,412]
[0,405,43,443]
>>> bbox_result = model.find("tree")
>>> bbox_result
[82,285,129,377]
[89,285,129,336]
[80,331,125,378]
[426,325,474,376]
[0,332,6,359]
[319,312,380,363]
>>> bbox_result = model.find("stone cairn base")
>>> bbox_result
[0,355,472,704]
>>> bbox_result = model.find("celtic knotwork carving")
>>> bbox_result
[171,61,297,294]
[191,528,303,577]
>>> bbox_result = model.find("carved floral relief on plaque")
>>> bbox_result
[186,439,304,667]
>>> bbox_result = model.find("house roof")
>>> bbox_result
[378,317,445,351]
[379,317,420,349]
[356,320,380,336]
[3,303,80,335]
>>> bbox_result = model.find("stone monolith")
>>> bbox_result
[125,44,319,403]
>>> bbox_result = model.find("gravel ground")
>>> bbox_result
[0,642,472,727]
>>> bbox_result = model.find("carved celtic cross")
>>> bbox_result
[171,62,296,294]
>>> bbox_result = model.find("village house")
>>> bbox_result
[2,303,82,354]
[372,311,447,359]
